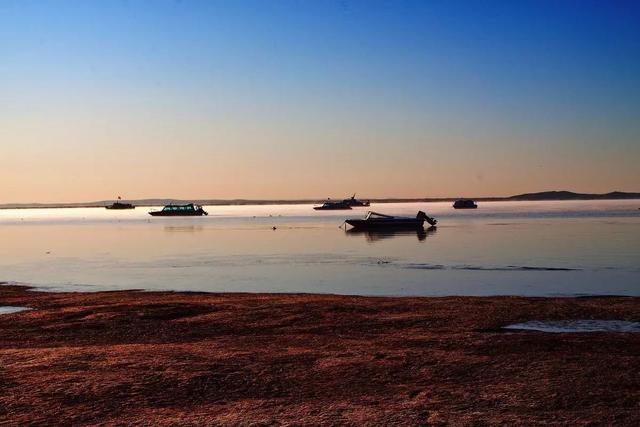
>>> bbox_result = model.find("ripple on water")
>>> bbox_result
[503,320,640,333]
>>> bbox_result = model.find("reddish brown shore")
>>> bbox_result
[1,283,639,425]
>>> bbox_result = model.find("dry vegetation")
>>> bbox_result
[1,283,639,425]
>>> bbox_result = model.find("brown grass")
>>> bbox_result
[1,283,639,425]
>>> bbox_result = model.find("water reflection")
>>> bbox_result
[346,226,437,242]
[1,201,639,296]
[163,225,204,233]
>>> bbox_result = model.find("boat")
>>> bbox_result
[345,211,437,229]
[149,203,208,216]
[342,194,370,207]
[313,201,353,210]
[453,199,478,209]
[106,197,135,210]
[106,201,135,210]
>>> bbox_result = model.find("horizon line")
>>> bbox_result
[1,190,639,209]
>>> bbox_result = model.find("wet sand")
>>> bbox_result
[1,283,639,425]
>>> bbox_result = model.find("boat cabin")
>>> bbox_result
[149,203,208,216]
[162,204,198,212]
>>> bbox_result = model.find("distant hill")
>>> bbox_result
[1,191,639,209]
[508,191,640,201]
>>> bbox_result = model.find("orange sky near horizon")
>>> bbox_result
[2,109,638,203]
[2,1,639,204]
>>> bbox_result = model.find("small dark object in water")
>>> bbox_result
[453,199,478,209]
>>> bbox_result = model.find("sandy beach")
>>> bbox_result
[0,283,639,425]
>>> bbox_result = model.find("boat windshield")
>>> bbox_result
[163,205,194,211]
[365,211,395,220]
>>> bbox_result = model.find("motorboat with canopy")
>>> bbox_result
[149,203,208,216]
[345,211,437,230]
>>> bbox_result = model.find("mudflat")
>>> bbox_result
[0,284,639,425]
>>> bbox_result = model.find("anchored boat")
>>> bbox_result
[149,203,208,216]
[106,197,135,210]
[313,201,352,210]
[106,201,135,210]
[345,211,437,230]
[342,194,370,207]
[453,199,478,209]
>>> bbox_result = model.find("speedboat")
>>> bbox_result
[342,194,370,207]
[313,201,352,210]
[149,203,208,216]
[453,199,478,209]
[345,211,437,229]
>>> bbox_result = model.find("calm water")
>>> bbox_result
[1,200,639,296]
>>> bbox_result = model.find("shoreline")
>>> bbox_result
[2,280,638,299]
[1,283,639,424]
[2,191,640,210]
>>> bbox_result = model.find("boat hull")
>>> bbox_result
[314,206,352,210]
[345,218,425,230]
[106,205,135,210]
[149,211,207,216]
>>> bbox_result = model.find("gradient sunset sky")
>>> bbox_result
[2,0,639,203]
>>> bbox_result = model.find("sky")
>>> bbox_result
[1,0,639,203]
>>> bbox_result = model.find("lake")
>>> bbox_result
[1,200,638,296]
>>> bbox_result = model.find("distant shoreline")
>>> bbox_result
[1,191,639,210]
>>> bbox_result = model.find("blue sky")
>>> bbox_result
[1,0,639,201]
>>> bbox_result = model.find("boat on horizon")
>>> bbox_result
[106,197,135,210]
[342,194,370,207]
[345,211,437,230]
[313,200,353,210]
[149,203,208,216]
[453,199,478,209]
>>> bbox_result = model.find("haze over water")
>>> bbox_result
[1,200,638,296]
